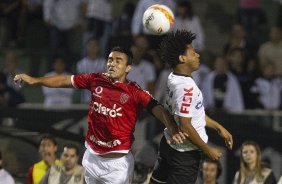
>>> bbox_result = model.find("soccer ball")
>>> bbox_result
[143,4,174,35]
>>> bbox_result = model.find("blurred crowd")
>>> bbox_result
[0,0,282,112]
[1,135,281,184]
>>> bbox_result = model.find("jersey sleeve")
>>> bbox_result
[174,82,198,118]
[135,88,154,109]
[71,73,94,89]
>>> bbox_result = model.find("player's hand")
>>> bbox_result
[167,131,189,145]
[217,127,233,150]
[205,147,222,160]
[14,74,36,86]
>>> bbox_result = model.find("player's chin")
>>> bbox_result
[194,64,200,71]
[108,73,115,78]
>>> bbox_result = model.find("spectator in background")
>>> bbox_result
[192,63,211,90]
[110,2,135,51]
[223,23,258,59]
[196,158,222,184]
[258,25,282,76]
[27,134,61,184]
[42,56,74,108]
[238,0,265,39]
[0,0,22,47]
[172,1,205,52]
[233,140,277,184]
[226,47,248,80]
[43,0,85,70]
[0,72,24,107]
[278,176,282,184]
[154,67,171,105]
[81,0,112,57]
[111,2,135,37]
[39,144,85,184]
[243,57,261,109]
[0,150,15,184]
[127,35,156,93]
[252,62,282,110]
[76,37,107,103]
[226,47,253,108]
[202,56,244,113]
[274,0,282,27]
[2,51,24,91]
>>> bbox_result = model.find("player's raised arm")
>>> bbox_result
[14,74,73,88]
[205,115,233,150]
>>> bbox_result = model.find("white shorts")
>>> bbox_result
[82,148,134,184]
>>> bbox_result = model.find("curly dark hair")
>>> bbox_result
[159,30,196,68]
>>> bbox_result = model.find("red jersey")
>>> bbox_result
[71,73,152,153]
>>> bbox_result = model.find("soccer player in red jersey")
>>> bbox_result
[14,46,186,184]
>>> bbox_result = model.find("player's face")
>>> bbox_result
[182,44,200,71]
[242,145,257,166]
[202,162,218,183]
[107,51,131,82]
[61,148,78,170]
[39,139,57,161]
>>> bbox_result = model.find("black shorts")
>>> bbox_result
[150,136,202,184]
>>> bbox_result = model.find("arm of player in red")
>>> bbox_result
[14,74,73,88]
[151,105,188,144]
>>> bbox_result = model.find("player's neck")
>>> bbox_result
[112,77,127,83]
[173,66,193,76]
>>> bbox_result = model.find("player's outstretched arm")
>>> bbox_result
[179,116,222,160]
[205,115,233,150]
[14,74,73,88]
[151,105,187,144]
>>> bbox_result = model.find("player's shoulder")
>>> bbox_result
[127,80,143,89]
[127,80,152,94]
[169,73,196,86]
[74,72,108,81]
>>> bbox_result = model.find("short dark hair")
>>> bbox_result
[63,143,79,156]
[110,46,133,65]
[159,30,196,68]
[201,158,222,179]
[39,134,57,146]
[0,150,2,160]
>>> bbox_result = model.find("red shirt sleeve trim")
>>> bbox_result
[27,165,34,184]
[71,75,78,88]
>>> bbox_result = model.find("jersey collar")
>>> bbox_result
[172,72,192,78]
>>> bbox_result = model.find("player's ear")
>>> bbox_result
[126,65,132,73]
[179,55,186,63]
